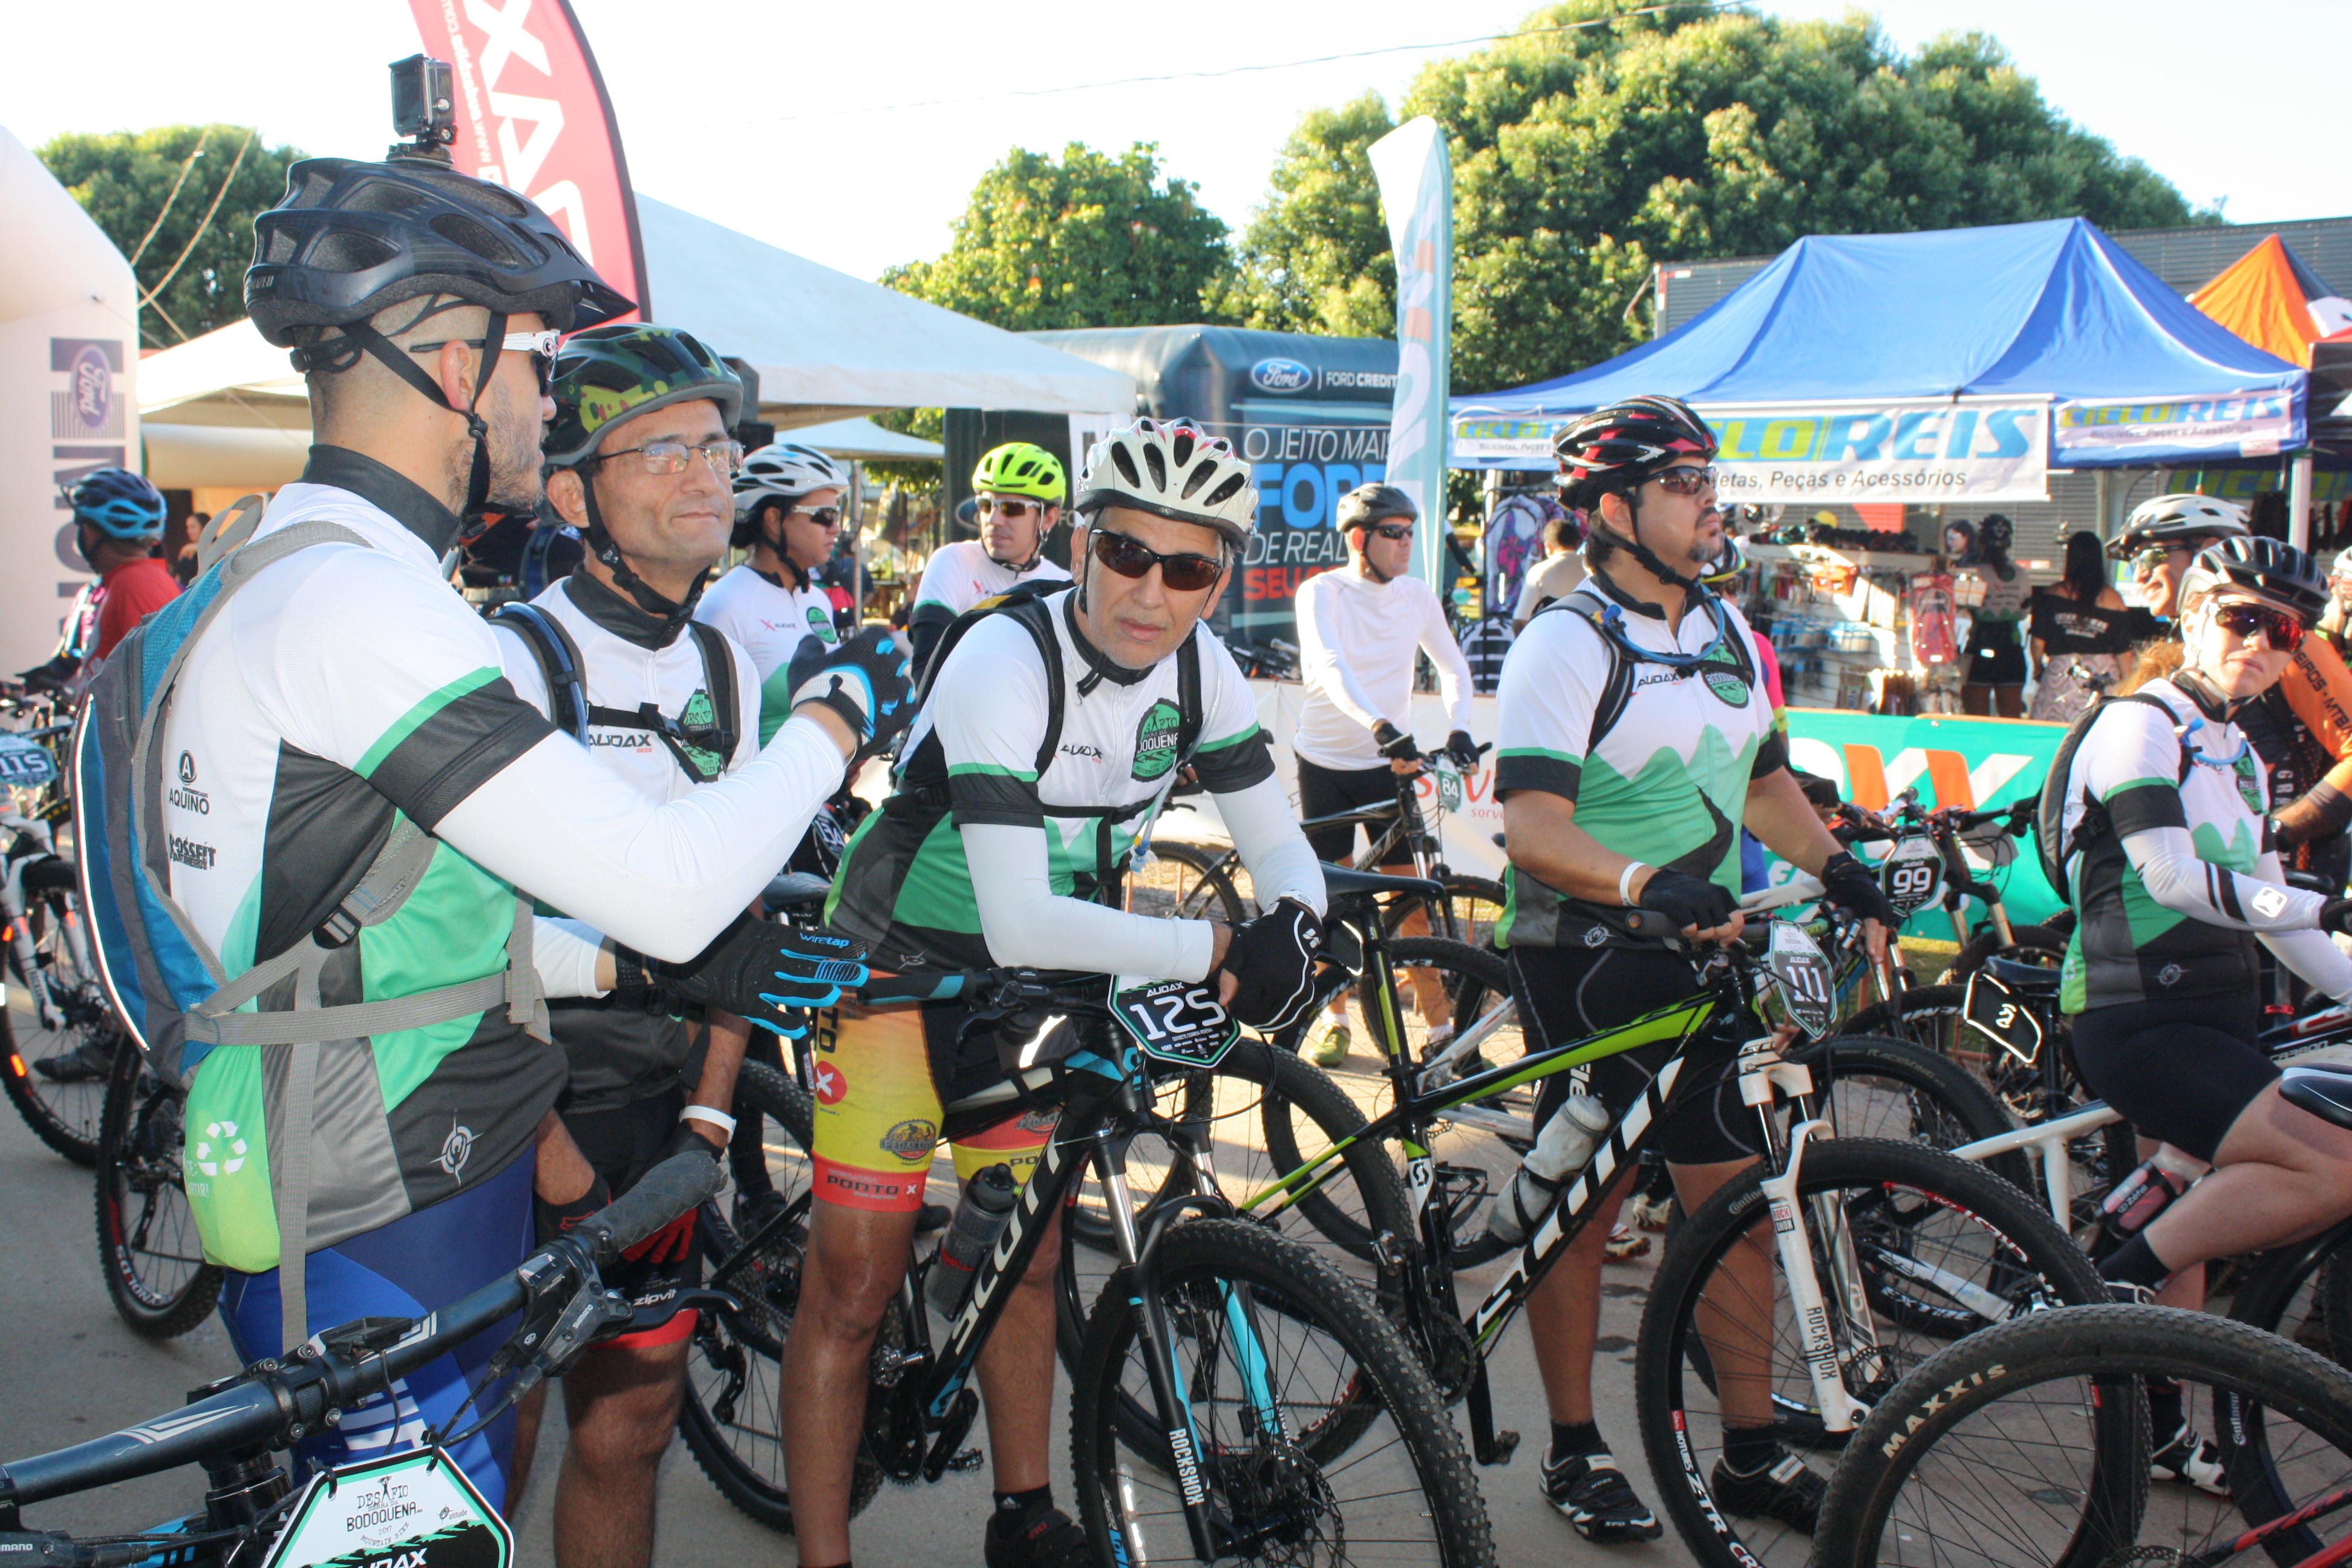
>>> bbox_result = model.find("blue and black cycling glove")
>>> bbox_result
[616,913,870,1039]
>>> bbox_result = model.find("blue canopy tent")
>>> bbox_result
[1450,218,2307,474]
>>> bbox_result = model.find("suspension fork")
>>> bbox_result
[0,886,63,1031]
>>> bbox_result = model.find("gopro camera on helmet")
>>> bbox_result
[388,55,457,163]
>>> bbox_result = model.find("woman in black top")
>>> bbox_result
[2028,530,2133,721]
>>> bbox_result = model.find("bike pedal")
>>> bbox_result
[947,1448,984,1472]
[1474,1427,1520,1466]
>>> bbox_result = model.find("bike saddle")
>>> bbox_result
[762,871,834,910]
[1984,955,2061,993]
[2280,1064,2352,1132]
[1321,864,1445,901]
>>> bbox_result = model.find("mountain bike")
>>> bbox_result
[2,803,122,1165]
[1056,866,2106,1568]
[671,962,1497,1566]
[1835,789,2071,979]
[0,1152,722,1568]
[1812,1305,2352,1568]
[94,1034,223,1338]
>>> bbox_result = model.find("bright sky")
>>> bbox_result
[5,0,2342,287]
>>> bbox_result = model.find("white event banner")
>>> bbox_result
[2053,388,2302,466]
[1701,396,2049,504]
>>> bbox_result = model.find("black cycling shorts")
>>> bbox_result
[1965,621,2026,686]
[2069,990,2276,1163]
[1508,941,1760,1168]
[563,1085,703,1331]
[1298,757,1406,864]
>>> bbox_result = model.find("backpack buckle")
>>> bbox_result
[314,908,362,949]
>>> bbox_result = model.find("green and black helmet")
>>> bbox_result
[972,441,1066,504]
[543,324,743,470]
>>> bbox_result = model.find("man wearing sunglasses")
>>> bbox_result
[1292,481,1479,1067]
[2114,493,2352,886]
[1495,394,1896,1544]
[907,441,1071,680]
[114,154,916,1508]
[805,418,1328,1568]
[701,442,854,744]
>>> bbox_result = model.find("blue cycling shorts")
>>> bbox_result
[218,1146,534,1509]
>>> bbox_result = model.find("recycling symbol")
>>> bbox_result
[192,1120,248,1177]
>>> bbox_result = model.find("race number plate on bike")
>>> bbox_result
[1878,835,1944,921]
[262,1447,511,1568]
[1109,977,1240,1070]
[1963,968,2044,1065]
[0,734,57,789]
[1766,921,1836,1039]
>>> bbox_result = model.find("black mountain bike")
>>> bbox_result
[671,963,1497,1566]
[94,1037,223,1339]
[2,800,121,1165]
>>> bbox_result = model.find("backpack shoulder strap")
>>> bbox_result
[684,619,742,767]
[1546,588,1636,759]
[993,591,1067,777]
[1174,627,1206,766]
[491,601,591,745]
[192,493,270,577]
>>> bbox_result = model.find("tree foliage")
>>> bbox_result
[1227,1,2216,394]
[882,142,1236,332]
[40,124,307,350]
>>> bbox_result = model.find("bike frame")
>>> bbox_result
[2,810,94,1033]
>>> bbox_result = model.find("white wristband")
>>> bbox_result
[681,1105,737,1138]
[1618,861,1649,907]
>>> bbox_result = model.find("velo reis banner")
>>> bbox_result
[407,0,649,319]
[1704,396,2050,505]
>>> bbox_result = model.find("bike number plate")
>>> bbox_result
[1109,977,1240,1070]
[1879,835,1944,920]
[0,734,57,788]
[263,1447,510,1568]
[1767,921,1837,1039]
[1963,969,2045,1065]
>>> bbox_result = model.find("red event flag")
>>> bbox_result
[405,0,648,320]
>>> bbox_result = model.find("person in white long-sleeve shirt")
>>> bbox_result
[1293,481,1477,1065]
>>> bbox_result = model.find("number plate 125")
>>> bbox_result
[1108,977,1239,1070]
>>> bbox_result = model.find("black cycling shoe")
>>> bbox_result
[984,1505,1092,1568]
[730,1186,801,1248]
[1540,1447,1662,1543]
[33,1037,114,1083]
[1710,1452,1827,1533]
[2151,1420,2229,1495]
[916,1202,953,1235]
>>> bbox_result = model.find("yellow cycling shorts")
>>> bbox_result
[807,1002,1055,1214]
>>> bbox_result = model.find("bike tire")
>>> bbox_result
[1070,1218,1497,1567]
[1125,839,1247,924]
[3,901,120,1166]
[678,1059,886,1531]
[1812,1305,2352,1568]
[1790,1032,2030,1190]
[1945,921,2068,981]
[94,1036,221,1338]
[1636,1137,2109,1568]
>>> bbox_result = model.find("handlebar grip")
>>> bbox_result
[573,1150,725,1266]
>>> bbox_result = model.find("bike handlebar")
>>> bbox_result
[0,1151,724,1510]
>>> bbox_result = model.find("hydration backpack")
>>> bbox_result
[2033,692,2194,904]
[492,598,740,782]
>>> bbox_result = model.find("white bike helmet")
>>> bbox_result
[2109,492,2250,560]
[2330,546,2352,581]
[734,442,850,543]
[1074,418,1258,549]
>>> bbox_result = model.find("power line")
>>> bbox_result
[698,4,1725,129]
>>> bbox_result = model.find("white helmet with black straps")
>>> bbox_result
[736,441,848,512]
[2109,492,2250,560]
[1074,418,1259,549]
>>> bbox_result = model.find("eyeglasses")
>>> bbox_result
[592,438,745,478]
[2213,600,2305,650]
[405,329,562,394]
[789,505,843,529]
[978,496,1051,520]
[1650,465,1717,497]
[1088,528,1224,592]
[2134,544,2190,577]
[1359,521,1413,541]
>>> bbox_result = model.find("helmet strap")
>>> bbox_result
[757,506,812,592]
[333,312,507,534]
[580,466,710,635]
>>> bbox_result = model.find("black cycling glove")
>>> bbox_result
[1817,851,1900,929]
[1635,867,1739,934]
[534,1173,613,1247]
[1442,730,1485,771]
[1372,720,1420,762]
[2321,899,2352,938]
[617,914,871,1039]
[788,627,916,763]
[1220,898,1324,1032]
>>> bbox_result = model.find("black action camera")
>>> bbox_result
[388,54,458,163]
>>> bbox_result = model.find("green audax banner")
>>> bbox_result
[1778,709,2069,935]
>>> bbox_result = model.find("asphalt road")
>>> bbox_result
[0,1074,1697,1568]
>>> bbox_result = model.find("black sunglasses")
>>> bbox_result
[1357,521,1413,541]
[1089,528,1224,592]
[2213,600,2305,651]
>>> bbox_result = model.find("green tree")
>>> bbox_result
[882,141,1237,332]
[41,124,307,348]
[1230,1,2216,394]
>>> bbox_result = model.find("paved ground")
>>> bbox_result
[0,1070,1699,1567]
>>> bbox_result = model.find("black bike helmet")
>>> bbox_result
[2179,535,2327,625]
[1334,482,1417,533]
[1552,394,1719,590]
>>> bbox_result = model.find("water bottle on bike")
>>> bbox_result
[1488,1093,1611,1245]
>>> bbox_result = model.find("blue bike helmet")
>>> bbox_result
[68,468,167,541]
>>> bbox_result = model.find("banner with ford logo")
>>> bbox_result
[1249,357,1315,394]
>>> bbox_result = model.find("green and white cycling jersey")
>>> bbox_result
[910,539,1070,622]
[828,585,1322,980]
[2058,678,2352,1013]
[494,572,763,1116]
[695,562,840,745]
[1492,581,1787,947]
[160,447,848,1273]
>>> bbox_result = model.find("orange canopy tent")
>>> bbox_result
[2190,235,2352,368]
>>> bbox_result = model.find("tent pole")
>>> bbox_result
[2290,451,2315,553]
[851,462,867,622]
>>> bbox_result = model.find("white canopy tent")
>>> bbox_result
[138,192,1126,489]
